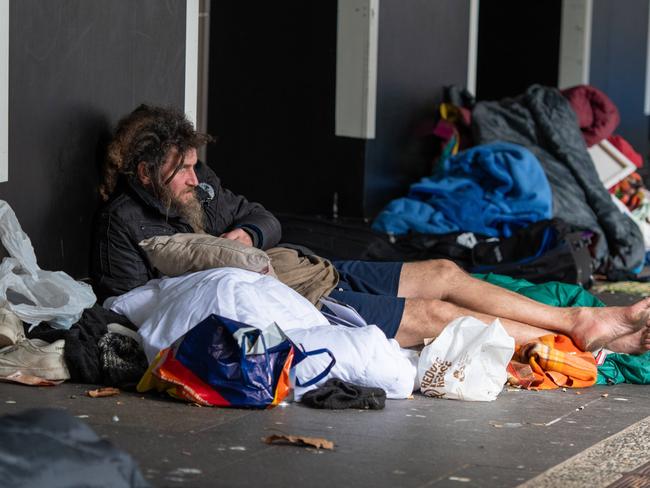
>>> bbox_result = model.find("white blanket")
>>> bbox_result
[106,268,417,399]
[105,267,329,361]
[290,325,417,400]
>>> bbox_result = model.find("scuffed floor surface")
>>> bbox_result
[0,381,649,487]
[1,290,649,487]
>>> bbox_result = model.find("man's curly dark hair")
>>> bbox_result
[99,104,212,201]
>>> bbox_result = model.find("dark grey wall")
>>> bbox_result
[2,0,186,278]
[207,0,471,219]
[591,0,650,160]
[364,0,471,216]
[207,2,353,217]
[476,0,561,101]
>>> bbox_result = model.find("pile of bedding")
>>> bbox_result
[472,85,643,274]
[372,84,646,277]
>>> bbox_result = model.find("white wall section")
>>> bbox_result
[645,2,650,115]
[335,0,379,139]
[185,0,199,126]
[558,0,592,89]
[0,0,8,183]
[467,0,479,96]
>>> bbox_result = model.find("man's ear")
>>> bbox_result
[137,162,151,186]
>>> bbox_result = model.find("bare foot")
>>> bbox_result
[606,327,650,355]
[571,297,650,352]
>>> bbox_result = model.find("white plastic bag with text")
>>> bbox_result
[417,316,514,401]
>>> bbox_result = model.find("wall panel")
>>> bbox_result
[1,0,186,277]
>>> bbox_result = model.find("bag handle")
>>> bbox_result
[294,346,336,388]
[238,331,336,389]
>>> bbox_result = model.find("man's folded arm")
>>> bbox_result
[217,185,282,250]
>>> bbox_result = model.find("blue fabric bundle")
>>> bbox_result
[372,142,552,237]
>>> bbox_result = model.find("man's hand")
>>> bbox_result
[220,228,253,247]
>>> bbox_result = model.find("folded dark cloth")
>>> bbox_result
[27,304,137,384]
[99,333,148,388]
[301,378,386,410]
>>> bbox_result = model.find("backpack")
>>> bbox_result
[277,213,404,261]
[466,219,594,287]
[278,214,594,287]
[277,213,479,262]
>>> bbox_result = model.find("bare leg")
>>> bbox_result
[397,259,650,353]
[399,259,577,330]
[394,298,552,348]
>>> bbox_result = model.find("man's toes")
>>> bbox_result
[631,298,650,318]
[641,336,650,351]
[639,309,650,328]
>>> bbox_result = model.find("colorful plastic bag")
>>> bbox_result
[137,314,334,408]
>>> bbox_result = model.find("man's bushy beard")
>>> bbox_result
[154,180,205,234]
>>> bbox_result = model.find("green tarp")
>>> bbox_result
[475,273,648,385]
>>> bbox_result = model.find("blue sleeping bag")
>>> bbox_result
[372,142,552,237]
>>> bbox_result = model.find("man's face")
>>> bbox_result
[143,146,205,232]
[159,147,199,204]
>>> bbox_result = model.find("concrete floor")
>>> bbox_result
[1,291,649,488]
[1,382,649,487]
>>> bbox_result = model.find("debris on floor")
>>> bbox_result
[87,387,120,398]
[591,281,650,296]
[263,434,334,450]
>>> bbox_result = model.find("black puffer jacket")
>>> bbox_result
[91,161,281,301]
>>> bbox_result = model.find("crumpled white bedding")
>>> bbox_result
[106,268,417,399]
[105,267,329,361]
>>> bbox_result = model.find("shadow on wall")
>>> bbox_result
[476,0,562,101]
[39,106,112,279]
[398,104,444,182]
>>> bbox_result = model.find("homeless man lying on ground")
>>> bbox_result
[91,104,650,356]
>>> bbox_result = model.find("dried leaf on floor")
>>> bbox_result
[86,387,120,398]
[263,434,334,450]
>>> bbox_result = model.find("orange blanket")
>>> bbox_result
[507,334,597,389]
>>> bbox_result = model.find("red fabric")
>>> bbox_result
[562,85,620,147]
[608,135,644,168]
[156,348,231,406]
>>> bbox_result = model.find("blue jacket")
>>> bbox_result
[372,142,552,237]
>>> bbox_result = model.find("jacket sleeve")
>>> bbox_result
[91,210,154,302]
[198,162,281,250]
[219,186,282,250]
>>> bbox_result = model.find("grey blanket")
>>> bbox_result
[472,85,644,274]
